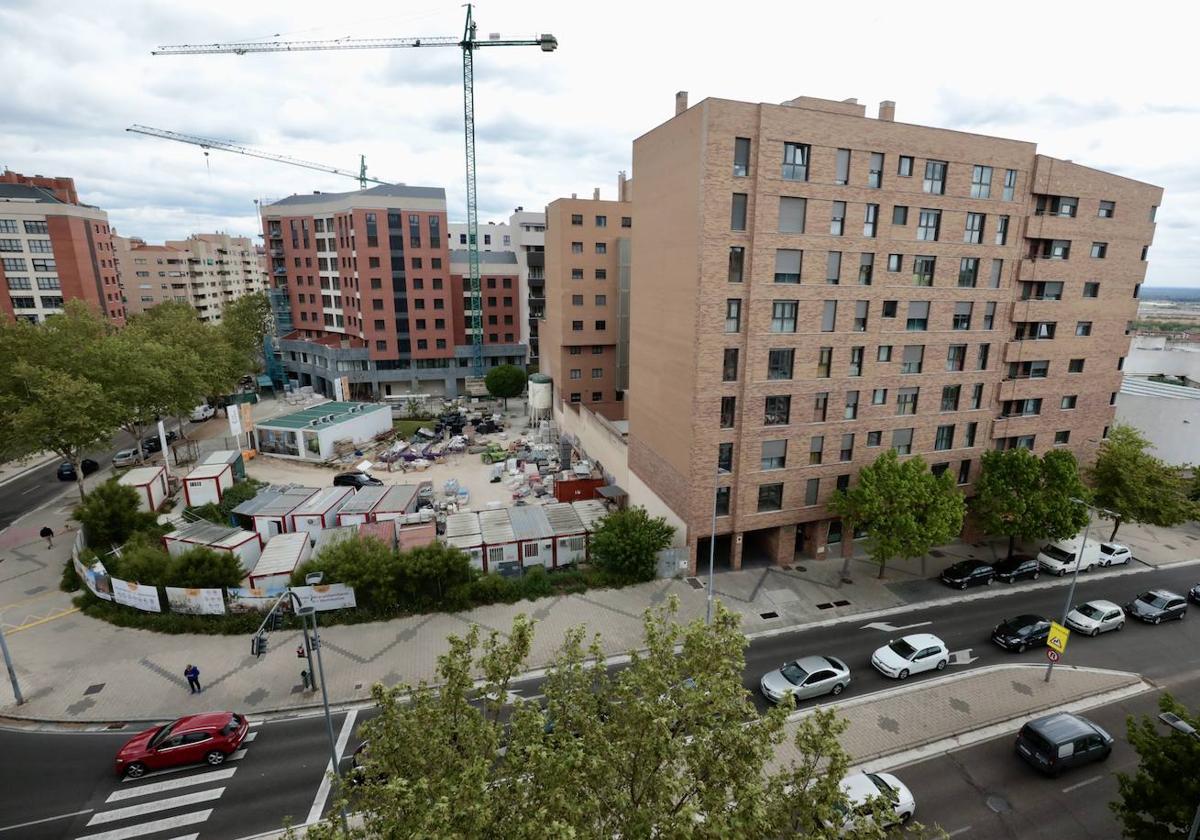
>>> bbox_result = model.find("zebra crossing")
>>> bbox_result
[74,724,259,840]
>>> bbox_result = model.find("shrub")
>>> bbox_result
[397,543,476,611]
[74,479,162,551]
[109,532,171,586]
[60,558,81,592]
[589,506,675,584]
[517,566,553,601]
[167,546,244,589]
[293,535,400,611]
[469,573,519,605]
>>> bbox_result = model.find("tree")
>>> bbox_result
[294,535,401,611]
[1088,424,1197,540]
[972,449,1090,559]
[484,363,527,408]
[166,546,244,589]
[73,479,161,552]
[1037,450,1093,541]
[589,505,675,584]
[1110,693,1200,839]
[220,292,273,373]
[828,450,965,579]
[107,532,171,586]
[397,543,475,610]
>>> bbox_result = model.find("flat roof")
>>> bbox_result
[119,466,164,486]
[231,485,286,517]
[376,484,418,512]
[478,508,515,544]
[268,184,445,207]
[444,511,481,538]
[186,463,231,480]
[253,486,319,517]
[337,485,389,514]
[543,502,585,535]
[508,505,553,541]
[313,525,358,556]
[203,450,242,465]
[258,401,389,430]
[166,520,243,545]
[252,532,309,578]
[1120,377,1200,400]
[571,499,609,532]
[292,486,353,516]
[444,533,483,550]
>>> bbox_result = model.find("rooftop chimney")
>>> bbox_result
[617,171,628,201]
[675,91,688,116]
[571,193,577,199]
[878,100,896,122]
[593,187,600,200]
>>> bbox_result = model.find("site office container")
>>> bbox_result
[372,484,420,522]
[479,509,521,576]
[250,487,319,541]
[335,485,389,526]
[544,502,588,568]
[249,531,312,589]
[287,486,354,537]
[508,506,554,570]
[163,521,263,576]
[119,465,169,512]
[182,462,234,507]
[444,511,484,571]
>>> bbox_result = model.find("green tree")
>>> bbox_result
[1088,424,1197,540]
[166,546,245,589]
[74,479,161,552]
[1110,693,1200,839]
[397,542,475,610]
[972,449,1090,559]
[293,535,400,611]
[108,532,171,586]
[484,363,527,408]
[828,449,965,579]
[1037,450,1093,541]
[589,505,675,584]
[220,292,273,373]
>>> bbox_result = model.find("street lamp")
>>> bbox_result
[303,571,348,833]
[0,623,24,705]
[1157,712,1200,840]
[707,463,730,626]
[1044,497,1114,683]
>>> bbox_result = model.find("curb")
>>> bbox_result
[0,454,60,488]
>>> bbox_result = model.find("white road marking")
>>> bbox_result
[120,764,195,783]
[75,809,212,840]
[0,808,94,834]
[229,748,248,761]
[162,835,199,840]
[1061,774,1104,793]
[947,827,972,837]
[243,730,258,743]
[106,768,236,803]
[860,620,933,632]
[949,648,979,665]
[86,788,225,826]
[306,709,358,825]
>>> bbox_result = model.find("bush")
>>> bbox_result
[589,506,675,584]
[517,566,553,600]
[60,558,81,592]
[187,478,265,525]
[74,479,162,551]
[293,535,401,611]
[469,573,520,605]
[109,532,171,586]
[397,543,476,611]
[167,546,244,589]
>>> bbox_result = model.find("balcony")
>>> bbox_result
[270,248,284,257]
[273,267,287,276]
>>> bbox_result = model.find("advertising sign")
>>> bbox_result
[165,587,227,616]
[73,555,113,601]
[110,578,162,613]
[228,403,243,438]
[290,583,357,612]
[227,585,286,612]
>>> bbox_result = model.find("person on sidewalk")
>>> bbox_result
[185,664,201,693]
[40,526,54,549]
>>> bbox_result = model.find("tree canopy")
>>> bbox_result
[828,450,966,578]
[73,479,162,552]
[1088,424,1197,540]
[220,292,273,373]
[1110,693,1200,839]
[589,505,676,583]
[484,363,527,407]
[972,448,1091,558]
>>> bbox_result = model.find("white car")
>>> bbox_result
[1065,600,1125,636]
[190,403,216,422]
[1097,543,1133,568]
[871,633,949,680]
[838,772,916,831]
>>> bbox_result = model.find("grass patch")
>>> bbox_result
[393,419,429,438]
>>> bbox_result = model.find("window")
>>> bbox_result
[572,241,584,254]
[765,395,791,426]
[1075,321,1093,336]
[953,301,973,330]
[958,258,979,288]
[898,155,914,177]
[923,160,947,194]
[6,276,30,290]
[1099,200,1115,218]
[844,391,860,420]
[1061,395,1077,410]
[892,205,908,225]
[779,197,806,234]
[1054,430,1070,445]
[1068,358,1085,373]
[729,247,746,282]
[757,484,783,512]
[572,269,584,280]
[571,213,583,226]
[931,462,950,478]
[913,256,935,286]
[725,299,742,332]
[762,440,787,470]
[1000,398,1042,418]
[849,347,864,376]
[964,213,985,244]
[935,425,955,451]
[570,369,582,380]
[813,391,829,421]
[1008,360,1049,379]
[853,300,869,332]
[775,249,801,283]
[809,436,824,465]
[835,148,851,185]
[572,294,584,306]
[595,319,606,330]
[830,202,846,236]
[2,258,26,271]
[995,216,1009,246]
[782,142,810,181]
[971,384,984,410]
[887,253,902,273]
[1003,169,1017,201]
[595,242,607,255]
[859,253,874,285]
[983,302,996,330]
[840,433,855,462]
[715,487,731,516]
[906,301,929,331]
[595,215,607,227]
[957,459,972,484]
[1091,242,1108,259]
[1021,280,1064,301]
[733,137,751,177]
[798,478,817,506]
[941,384,962,410]
[826,251,842,284]
[977,344,990,370]
[36,277,60,290]
[771,300,798,332]
[622,216,632,228]
[821,300,838,332]
[0,220,16,233]
[990,258,1004,288]
[877,345,892,362]
[817,347,832,379]
[882,300,898,318]
[867,430,883,447]
[720,396,736,428]
[731,194,748,231]
[971,165,993,198]
[901,344,924,374]
[722,348,739,381]
[595,294,606,306]
[863,204,879,237]
[23,220,48,235]
[917,209,941,241]
[872,388,888,405]
[768,348,794,379]
[1141,245,1149,261]
[892,428,914,455]
[0,239,21,252]
[896,387,919,415]
[570,393,582,404]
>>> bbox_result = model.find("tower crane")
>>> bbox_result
[126,125,388,189]
[153,5,558,380]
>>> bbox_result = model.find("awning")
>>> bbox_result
[596,485,627,500]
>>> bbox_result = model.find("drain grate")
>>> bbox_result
[105,722,128,730]
[759,611,779,620]
[833,599,851,607]
[84,683,105,696]
[792,564,808,572]
[816,602,834,610]
[685,577,704,590]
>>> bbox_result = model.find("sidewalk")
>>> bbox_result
[0,452,59,487]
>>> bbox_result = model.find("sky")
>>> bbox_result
[2,0,1196,285]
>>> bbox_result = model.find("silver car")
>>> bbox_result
[1065,599,1125,636]
[760,655,851,704]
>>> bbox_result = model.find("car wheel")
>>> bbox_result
[986,577,993,585]
[205,750,227,766]
[831,683,845,696]
[900,811,913,825]
[1090,627,1099,637]
[1058,568,1067,577]
[936,659,948,671]
[124,762,147,779]
[1180,611,1186,621]
[1032,572,1040,581]
[1017,643,1027,654]
[960,582,968,590]
[898,669,909,680]
[1153,616,1162,625]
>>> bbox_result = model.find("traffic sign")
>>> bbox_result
[1046,649,1060,663]
[1048,621,1070,654]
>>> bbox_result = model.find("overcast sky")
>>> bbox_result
[2,0,1196,285]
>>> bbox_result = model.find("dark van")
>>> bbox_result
[1015,712,1113,776]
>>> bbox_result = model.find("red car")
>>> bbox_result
[115,712,249,778]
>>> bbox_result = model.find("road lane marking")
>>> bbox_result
[86,788,225,826]
[243,730,258,743]
[1061,774,1104,793]
[860,621,933,632]
[162,835,199,840]
[229,748,248,761]
[106,768,237,802]
[76,809,212,840]
[3,607,81,634]
[306,709,358,825]
[0,809,94,834]
[947,828,972,837]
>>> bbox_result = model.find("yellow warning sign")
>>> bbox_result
[1047,621,1070,654]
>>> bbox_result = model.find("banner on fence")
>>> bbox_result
[74,556,114,601]
[110,578,162,613]
[227,585,286,612]
[289,583,357,612]
[165,587,227,616]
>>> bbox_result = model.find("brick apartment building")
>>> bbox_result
[542,184,633,421]
[0,170,124,324]
[627,94,1161,573]
[114,232,267,323]
[262,184,525,398]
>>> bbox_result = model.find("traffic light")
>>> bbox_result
[251,634,268,657]
[268,610,283,631]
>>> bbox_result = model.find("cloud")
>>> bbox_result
[937,91,1124,129]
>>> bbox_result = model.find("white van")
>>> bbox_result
[190,403,216,422]
[1037,536,1132,576]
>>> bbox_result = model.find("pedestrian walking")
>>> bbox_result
[184,664,201,693]
[40,526,54,549]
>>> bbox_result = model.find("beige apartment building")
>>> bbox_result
[115,232,266,323]
[543,184,633,421]
[628,93,1161,574]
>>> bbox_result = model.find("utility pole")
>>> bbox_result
[1045,498,1111,683]
[0,623,24,705]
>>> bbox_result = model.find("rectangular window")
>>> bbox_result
[971,165,993,198]
[1091,242,1108,259]
[771,300,798,332]
[953,301,973,330]
[821,300,838,332]
[408,214,421,248]
[826,251,842,284]
[835,148,851,185]
[935,424,955,451]
[913,256,935,286]
[840,433,855,462]
[877,345,892,362]
[1068,358,1085,373]
[941,384,962,411]
[722,348,739,381]
[0,220,17,233]
[1003,169,1017,201]
[995,215,1009,246]
[1008,360,1049,379]
[817,347,832,379]
[572,242,584,254]
[872,388,887,405]
[725,298,742,333]
[720,396,736,428]
[898,156,914,177]
[849,347,864,376]
[733,137,751,176]
[864,204,879,237]
[887,253,902,273]
[964,212,985,244]
[958,459,972,484]
[892,205,909,225]
[892,428,914,455]
[758,483,783,512]
[858,253,874,285]
[0,239,21,252]
[23,220,48,235]
[901,344,924,374]
[595,215,607,228]
[728,246,745,282]
[813,392,829,422]
[768,348,795,380]
[595,242,607,255]
[932,462,949,478]
[1061,395,1077,410]
[30,258,55,272]
[923,160,947,194]
[779,197,807,233]
[799,478,817,506]
[864,151,884,188]
[990,258,1004,288]
[809,435,824,465]
[853,300,869,332]
[917,209,941,241]
[571,213,583,226]
[977,344,990,370]
[844,391,859,420]
[958,257,980,288]
[1141,245,1149,261]
[830,201,847,236]
[775,249,802,283]
[572,269,584,280]
[883,300,898,318]
[782,142,810,181]
[1083,282,1099,298]
[1054,430,1070,445]
[970,384,984,410]
[1098,200,1115,218]
[1075,321,1093,336]
[715,487,730,516]
[896,387,919,415]
[765,395,791,426]
[761,440,787,470]
[731,193,748,231]
[983,302,996,330]
[965,421,978,447]
[906,300,930,331]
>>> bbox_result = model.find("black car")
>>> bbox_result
[1190,584,1200,606]
[940,559,996,590]
[1125,590,1187,625]
[1016,712,1113,776]
[57,459,99,481]
[333,472,383,488]
[992,614,1051,653]
[993,555,1041,583]
[141,430,179,453]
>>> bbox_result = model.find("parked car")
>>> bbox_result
[333,471,383,488]
[112,448,140,467]
[114,712,249,778]
[141,430,179,453]
[940,559,995,590]
[1065,600,1125,636]
[991,614,1051,652]
[760,655,851,704]
[1015,712,1113,776]
[1037,536,1131,576]
[837,772,916,829]
[1096,542,1133,568]
[992,554,1041,583]
[1190,584,1200,606]
[57,459,99,482]
[190,403,216,422]
[870,634,949,680]
[1125,590,1187,625]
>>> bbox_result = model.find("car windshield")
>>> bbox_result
[866,774,899,802]
[1138,593,1169,609]
[1076,603,1103,619]
[147,721,178,748]
[780,662,808,685]
[887,639,917,659]
[1042,544,1075,563]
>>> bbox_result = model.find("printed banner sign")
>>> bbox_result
[110,578,162,613]
[289,583,357,612]
[73,555,113,601]
[227,585,286,612]
[165,586,226,616]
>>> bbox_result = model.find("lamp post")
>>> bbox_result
[1158,712,1200,840]
[304,571,349,834]
[0,623,24,705]
[1044,498,1112,683]
[707,462,730,626]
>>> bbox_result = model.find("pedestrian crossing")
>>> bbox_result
[75,721,259,840]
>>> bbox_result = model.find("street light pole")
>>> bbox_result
[304,572,349,834]
[1158,712,1200,840]
[706,463,719,626]
[0,623,24,705]
[1045,498,1109,683]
